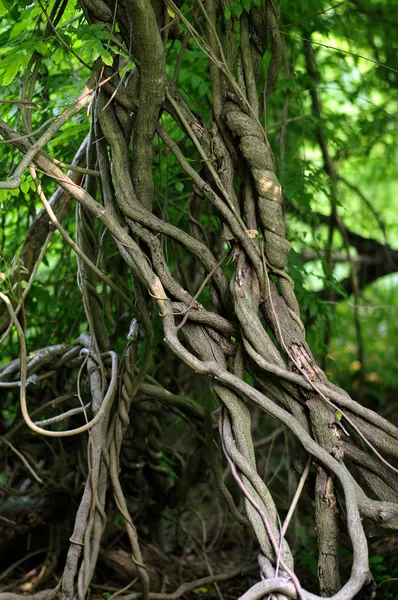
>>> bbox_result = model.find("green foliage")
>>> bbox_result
[295,547,318,580]
[369,554,398,597]
[224,0,262,20]
[325,277,398,400]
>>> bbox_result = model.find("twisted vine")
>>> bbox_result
[223,100,301,320]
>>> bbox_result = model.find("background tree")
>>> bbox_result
[0,1,397,599]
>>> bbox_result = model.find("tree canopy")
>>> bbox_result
[0,1,397,599]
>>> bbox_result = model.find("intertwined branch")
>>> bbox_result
[0,1,397,599]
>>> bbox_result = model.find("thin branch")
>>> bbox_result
[0,86,93,190]
[282,31,398,73]
[29,165,137,314]
[0,436,44,484]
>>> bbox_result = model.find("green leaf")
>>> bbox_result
[2,61,20,86]
[34,40,49,56]
[190,74,202,89]
[21,179,30,194]
[233,3,243,18]
[9,19,27,38]
[100,49,113,66]
[0,190,9,206]
[198,81,208,96]
[370,555,384,565]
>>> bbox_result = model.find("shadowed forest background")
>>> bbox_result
[0,0,397,599]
